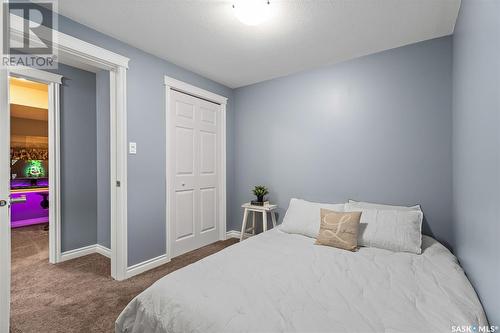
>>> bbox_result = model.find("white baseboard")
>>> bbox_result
[60,244,112,262]
[226,230,252,239]
[60,244,98,262]
[60,233,243,272]
[96,244,112,258]
[126,254,170,279]
[123,234,245,279]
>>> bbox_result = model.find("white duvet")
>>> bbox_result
[116,229,487,333]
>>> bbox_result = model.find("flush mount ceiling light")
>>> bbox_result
[233,0,272,26]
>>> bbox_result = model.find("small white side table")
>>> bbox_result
[240,203,278,241]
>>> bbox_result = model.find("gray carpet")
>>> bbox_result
[10,224,238,332]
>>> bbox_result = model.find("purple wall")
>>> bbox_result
[10,190,49,228]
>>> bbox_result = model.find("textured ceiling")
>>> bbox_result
[58,0,461,88]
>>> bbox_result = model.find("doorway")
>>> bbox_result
[8,67,116,331]
[1,12,130,331]
[8,65,116,266]
[9,76,51,265]
[8,70,62,267]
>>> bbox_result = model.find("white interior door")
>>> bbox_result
[169,90,221,257]
[0,2,11,327]
[0,68,11,333]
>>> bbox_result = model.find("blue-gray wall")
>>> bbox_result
[231,37,453,247]
[96,70,110,248]
[57,63,98,252]
[452,0,500,324]
[50,5,499,323]
[53,14,234,266]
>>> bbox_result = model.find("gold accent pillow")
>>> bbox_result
[315,209,362,251]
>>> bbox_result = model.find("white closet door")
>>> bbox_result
[169,90,220,257]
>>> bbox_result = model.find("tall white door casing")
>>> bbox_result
[169,90,221,258]
[0,9,11,329]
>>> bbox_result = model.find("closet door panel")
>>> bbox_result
[169,90,220,257]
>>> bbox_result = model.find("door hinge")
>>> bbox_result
[116,180,121,187]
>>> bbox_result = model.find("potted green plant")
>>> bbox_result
[252,185,269,205]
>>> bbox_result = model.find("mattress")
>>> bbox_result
[116,229,487,333]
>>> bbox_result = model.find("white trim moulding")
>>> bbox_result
[60,244,112,262]
[125,254,170,279]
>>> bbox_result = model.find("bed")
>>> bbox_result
[116,228,487,333]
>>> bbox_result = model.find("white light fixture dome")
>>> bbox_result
[233,0,272,26]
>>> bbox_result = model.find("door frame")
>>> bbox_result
[1,13,130,333]
[7,12,130,280]
[9,67,63,265]
[164,76,228,261]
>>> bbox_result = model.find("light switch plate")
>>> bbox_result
[129,142,137,154]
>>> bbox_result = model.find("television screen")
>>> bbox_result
[11,160,49,180]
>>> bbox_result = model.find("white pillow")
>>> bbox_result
[280,198,345,238]
[345,203,423,254]
[348,199,421,211]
